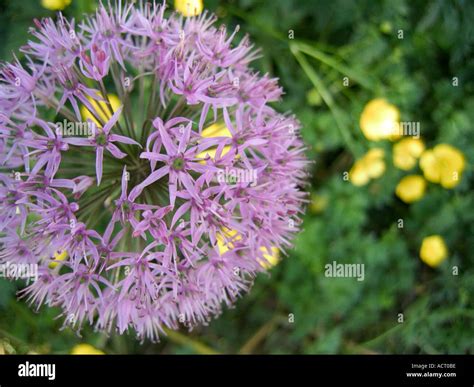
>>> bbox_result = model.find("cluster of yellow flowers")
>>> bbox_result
[42,0,205,17]
[350,98,466,204]
[349,99,398,185]
[348,98,464,268]
[395,141,465,203]
[349,148,385,186]
[0,342,104,354]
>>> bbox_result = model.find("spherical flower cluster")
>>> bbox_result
[0,2,308,341]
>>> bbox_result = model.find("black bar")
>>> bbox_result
[0,355,472,386]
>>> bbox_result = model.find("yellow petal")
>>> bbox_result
[393,152,416,171]
[419,150,440,183]
[81,94,121,127]
[420,144,465,188]
[174,0,203,17]
[201,123,230,138]
[435,144,465,188]
[407,138,425,157]
[71,344,105,355]
[350,148,385,185]
[359,98,400,141]
[440,170,459,189]
[216,228,241,255]
[216,228,278,269]
[434,144,465,172]
[349,161,370,186]
[365,147,385,160]
[259,246,279,269]
[366,158,386,179]
[395,175,426,203]
[419,235,448,268]
[48,250,68,269]
[196,123,232,162]
[41,0,71,11]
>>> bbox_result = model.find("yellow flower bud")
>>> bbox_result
[71,344,105,355]
[419,235,448,268]
[364,148,386,178]
[359,98,400,141]
[41,0,71,11]
[349,148,385,186]
[393,138,425,170]
[395,175,426,203]
[175,0,203,17]
[420,144,466,188]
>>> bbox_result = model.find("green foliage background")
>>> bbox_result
[0,0,472,354]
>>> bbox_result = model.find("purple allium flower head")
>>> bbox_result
[0,1,309,341]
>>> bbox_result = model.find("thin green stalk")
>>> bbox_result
[290,45,360,157]
[293,41,375,90]
[163,329,219,354]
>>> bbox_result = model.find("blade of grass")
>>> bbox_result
[290,44,360,157]
[293,41,376,91]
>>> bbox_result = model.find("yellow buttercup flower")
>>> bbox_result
[420,144,466,189]
[349,148,385,186]
[71,344,105,355]
[48,250,67,269]
[360,98,400,141]
[175,0,203,17]
[393,138,425,170]
[81,94,121,127]
[419,235,448,268]
[395,175,426,203]
[217,228,279,269]
[41,0,71,11]
[196,122,231,162]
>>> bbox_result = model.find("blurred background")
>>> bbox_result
[0,0,473,354]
